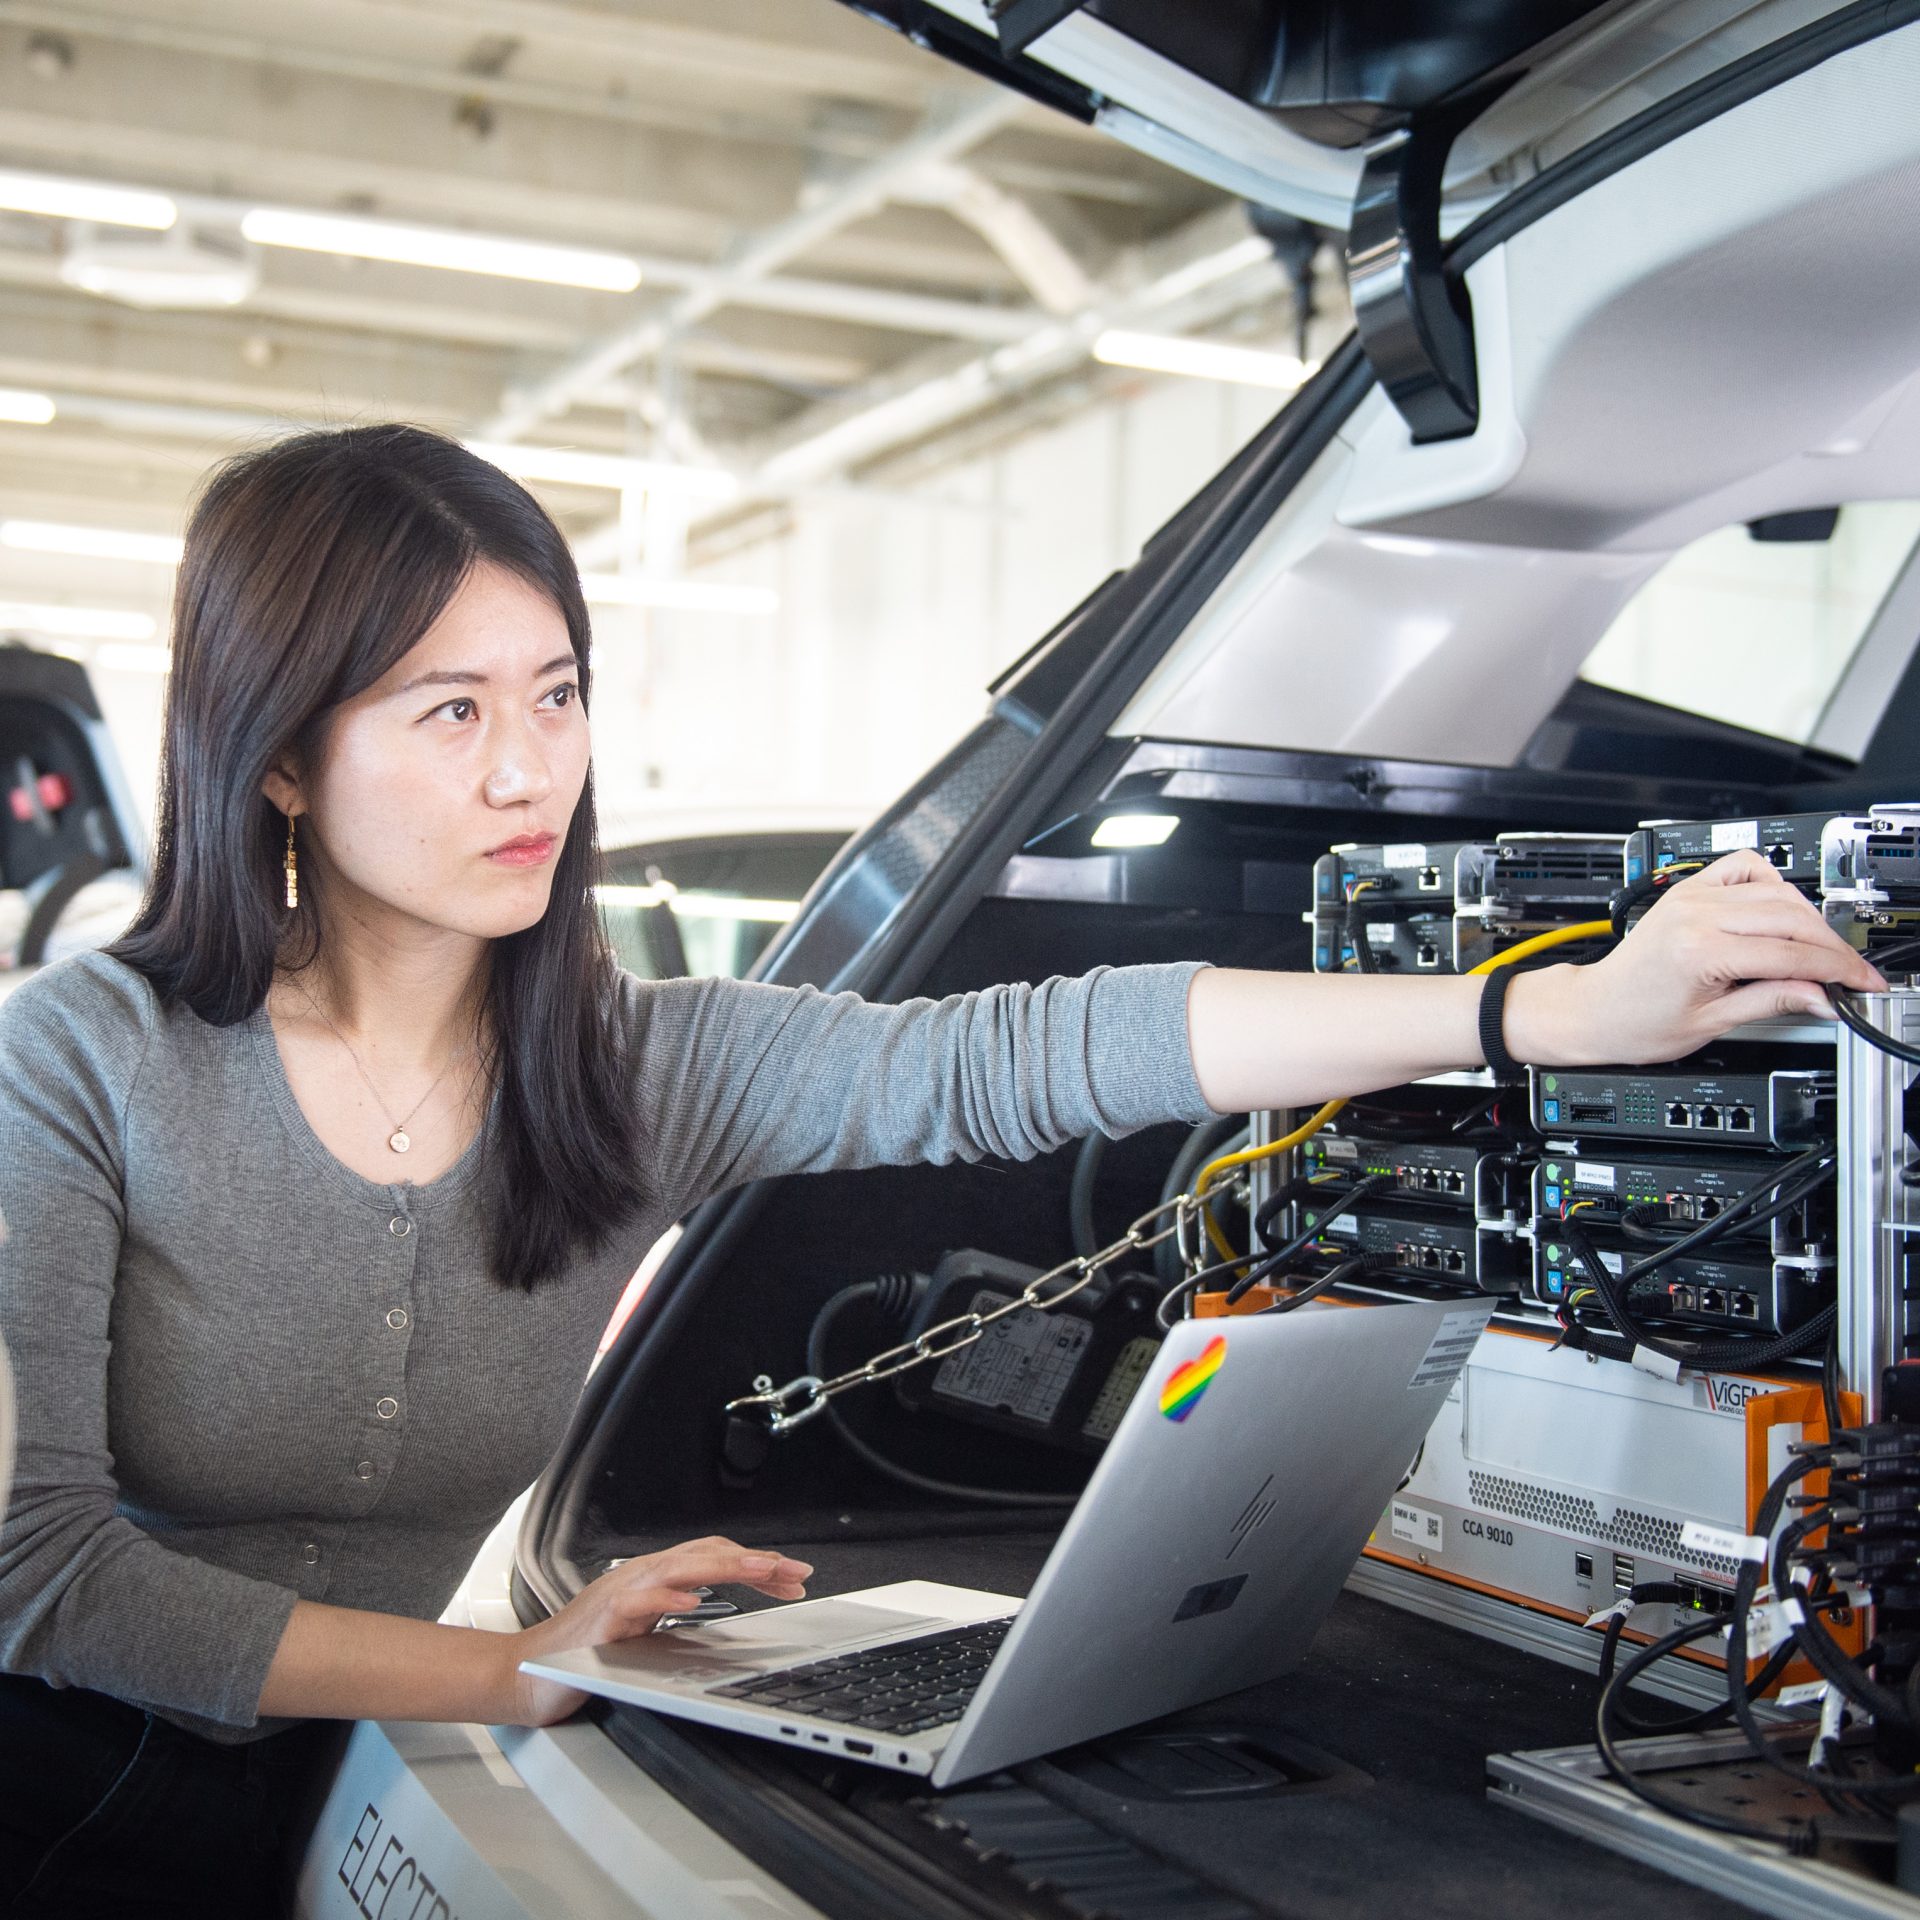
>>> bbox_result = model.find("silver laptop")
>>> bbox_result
[521,1296,1492,1788]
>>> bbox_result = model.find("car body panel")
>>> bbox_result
[1112,14,1920,762]
[296,1719,827,1920]
[845,0,1860,230]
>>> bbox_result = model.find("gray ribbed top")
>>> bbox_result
[0,950,1220,1743]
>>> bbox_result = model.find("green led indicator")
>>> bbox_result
[1546,1243,1562,1261]
[1544,1074,1560,1093]
[1546,1162,1561,1181]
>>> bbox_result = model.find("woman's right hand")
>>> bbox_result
[498,1535,813,1727]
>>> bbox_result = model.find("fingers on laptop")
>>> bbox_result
[611,1536,813,1607]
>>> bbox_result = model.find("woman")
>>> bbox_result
[0,424,1878,1917]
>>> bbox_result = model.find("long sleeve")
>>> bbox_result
[0,961,299,1727]
[626,958,1227,1215]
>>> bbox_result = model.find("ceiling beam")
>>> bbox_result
[337,0,940,105]
[0,2,1165,207]
[477,87,1026,441]
[572,205,1288,561]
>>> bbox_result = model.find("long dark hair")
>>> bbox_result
[112,422,645,1290]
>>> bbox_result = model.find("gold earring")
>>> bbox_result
[283,814,299,911]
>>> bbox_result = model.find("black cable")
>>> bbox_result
[1826,934,1920,1066]
[1595,1585,1797,1737]
[1251,1252,1376,1315]
[1595,1455,1862,1843]
[1346,888,1378,974]
[1155,1249,1414,1329]
[1771,1504,1916,1730]
[1607,861,1705,942]
[1154,1118,1248,1290]
[1448,1093,1502,1135]
[1253,1171,1332,1249]
[1601,1147,1834,1267]
[1555,1149,1835,1369]
[807,1282,1078,1509]
[1823,1324,1845,1441]
[1721,1457,1920,1819]
[1560,1228,1837,1370]
[1597,1612,1823,1849]
[1232,1173,1391,1305]
[1614,1151,1831,1251]
[1828,987,1920,1066]
[1722,1458,1859,1815]
[1068,1132,1106,1262]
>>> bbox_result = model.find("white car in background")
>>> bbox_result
[0,643,145,1001]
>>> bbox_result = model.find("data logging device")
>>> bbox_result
[889,1250,1165,1454]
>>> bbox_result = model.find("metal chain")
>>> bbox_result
[724,1175,1250,1436]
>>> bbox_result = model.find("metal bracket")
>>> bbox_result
[1345,109,1481,444]
[988,0,1086,58]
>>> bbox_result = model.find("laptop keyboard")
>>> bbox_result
[705,1616,1015,1734]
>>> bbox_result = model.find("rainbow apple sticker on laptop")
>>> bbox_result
[1159,1334,1227,1423]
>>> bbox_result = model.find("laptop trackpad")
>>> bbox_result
[619,1599,948,1682]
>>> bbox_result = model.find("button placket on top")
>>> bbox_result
[356,1188,421,1511]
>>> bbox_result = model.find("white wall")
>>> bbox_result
[587,372,1286,826]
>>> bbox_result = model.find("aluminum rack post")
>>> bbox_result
[1837,989,1920,1415]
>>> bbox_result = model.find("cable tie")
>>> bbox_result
[1680,1520,1770,1564]
[1630,1345,1684,1383]
[1775,1680,1828,1709]
[1739,1597,1803,1657]
[1817,1685,1850,1763]
[1584,1600,1635,1629]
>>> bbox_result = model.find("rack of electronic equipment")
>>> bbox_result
[1271,809,1920,1906]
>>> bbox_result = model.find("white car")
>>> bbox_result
[278,3,1920,1909]
[0,644,145,1000]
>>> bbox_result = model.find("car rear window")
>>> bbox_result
[1577,501,1920,745]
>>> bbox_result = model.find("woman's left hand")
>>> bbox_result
[1506,848,1886,1068]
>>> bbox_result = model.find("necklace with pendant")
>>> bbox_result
[292,977,469,1155]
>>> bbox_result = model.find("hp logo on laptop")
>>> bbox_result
[1227,1473,1278,1559]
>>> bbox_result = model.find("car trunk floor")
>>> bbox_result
[580,1514,1756,1920]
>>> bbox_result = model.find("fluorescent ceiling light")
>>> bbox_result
[93,641,173,675]
[1092,330,1310,390]
[0,168,174,230]
[465,439,736,500]
[240,207,641,292]
[0,602,156,641]
[60,228,257,311]
[1091,813,1179,849]
[595,883,798,923]
[579,574,778,616]
[0,521,183,564]
[0,389,55,425]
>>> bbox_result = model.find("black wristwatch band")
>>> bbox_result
[1478,966,1524,1079]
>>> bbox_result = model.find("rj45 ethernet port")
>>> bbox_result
[1696,1104,1723,1130]
[1416,943,1440,967]
[1664,1102,1692,1127]
[1727,1106,1755,1133]
[1669,1285,1696,1312]
[1697,1287,1728,1315]
[1418,866,1445,891]
[1730,1293,1759,1320]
